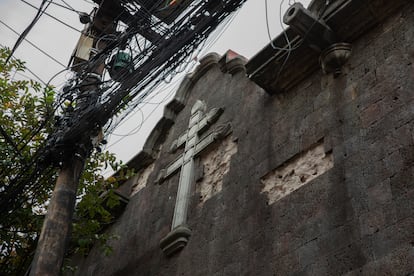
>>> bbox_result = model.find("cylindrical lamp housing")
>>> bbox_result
[283,3,336,52]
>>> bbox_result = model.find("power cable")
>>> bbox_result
[264,0,330,86]
[20,0,84,35]
[58,0,79,13]
[102,2,246,149]
[46,0,82,14]
[0,46,50,85]
[2,0,248,209]
[13,0,246,168]
[106,92,166,148]
[0,20,67,68]
[81,0,96,5]
[23,65,48,85]
[108,73,182,135]
[5,0,50,64]
[10,69,41,82]
[265,0,294,52]
[273,0,293,83]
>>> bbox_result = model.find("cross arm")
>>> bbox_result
[195,122,232,156]
[155,154,184,184]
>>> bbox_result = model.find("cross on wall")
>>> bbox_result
[158,100,230,256]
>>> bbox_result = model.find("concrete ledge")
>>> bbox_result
[246,0,408,94]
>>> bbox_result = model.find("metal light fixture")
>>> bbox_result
[79,12,91,24]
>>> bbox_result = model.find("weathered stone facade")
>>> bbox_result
[72,0,414,274]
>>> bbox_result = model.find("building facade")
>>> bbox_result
[72,0,414,274]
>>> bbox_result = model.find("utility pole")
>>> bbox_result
[30,153,87,275]
[29,4,115,275]
[29,79,103,276]
[27,0,247,273]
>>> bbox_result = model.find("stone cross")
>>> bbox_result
[159,100,227,256]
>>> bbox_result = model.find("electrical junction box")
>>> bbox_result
[70,34,94,72]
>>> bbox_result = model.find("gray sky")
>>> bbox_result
[0,0,310,169]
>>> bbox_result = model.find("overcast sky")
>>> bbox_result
[0,0,310,170]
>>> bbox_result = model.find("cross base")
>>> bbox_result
[160,225,192,256]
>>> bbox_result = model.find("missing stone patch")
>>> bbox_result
[131,163,155,196]
[261,141,333,205]
[196,136,238,206]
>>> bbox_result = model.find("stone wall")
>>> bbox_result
[72,1,414,275]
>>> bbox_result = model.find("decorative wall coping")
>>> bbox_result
[246,0,408,94]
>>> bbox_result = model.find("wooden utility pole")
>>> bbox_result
[27,0,246,273]
[29,3,116,274]
[30,154,86,275]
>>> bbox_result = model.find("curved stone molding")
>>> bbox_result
[141,117,174,155]
[218,50,247,75]
[226,56,248,75]
[159,225,192,257]
[191,52,221,81]
[166,74,194,113]
[122,51,240,186]
[320,43,352,77]
[166,53,221,114]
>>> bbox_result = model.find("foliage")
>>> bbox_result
[0,47,134,275]
[0,47,55,275]
[70,151,134,258]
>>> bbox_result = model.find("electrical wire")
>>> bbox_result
[2,0,333,220]
[81,0,96,5]
[59,0,79,13]
[106,85,173,148]
[107,72,182,134]
[0,44,73,170]
[273,0,293,84]
[265,0,294,52]
[46,0,82,14]
[5,0,50,64]
[23,65,48,85]
[264,0,330,86]
[0,20,67,68]
[1,0,249,217]
[103,0,268,154]
[20,0,84,35]
[0,0,106,213]
[0,43,49,85]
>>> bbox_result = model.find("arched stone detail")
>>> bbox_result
[120,51,245,188]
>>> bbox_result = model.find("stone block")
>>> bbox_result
[390,167,414,199]
[371,217,414,259]
[361,244,414,275]
[297,238,320,270]
[325,243,367,275]
[359,210,386,236]
[317,224,355,257]
[223,262,241,276]
[394,189,414,220]
[367,178,393,210]
[272,252,300,276]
